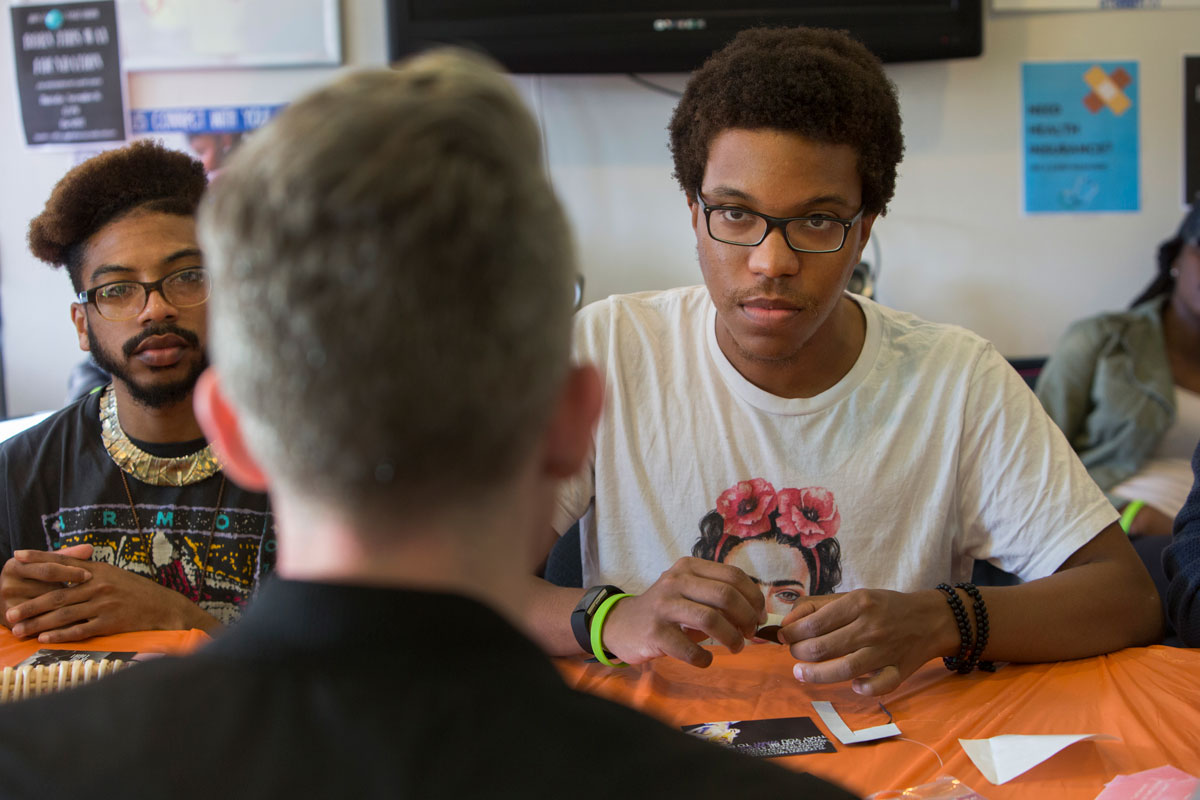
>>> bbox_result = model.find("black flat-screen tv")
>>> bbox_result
[385,1,983,73]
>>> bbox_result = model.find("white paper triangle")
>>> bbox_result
[959,734,1118,784]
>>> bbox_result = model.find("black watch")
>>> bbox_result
[570,584,625,658]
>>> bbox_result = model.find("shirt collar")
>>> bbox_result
[207,577,553,672]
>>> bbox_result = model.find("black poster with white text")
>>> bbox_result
[10,1,125,146]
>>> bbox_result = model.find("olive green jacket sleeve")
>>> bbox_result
[1034,298,1175,504]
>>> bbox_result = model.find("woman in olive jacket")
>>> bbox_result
[1037,206,1200,539]
[1037,208,1200,640]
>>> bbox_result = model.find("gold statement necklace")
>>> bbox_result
[100,384,226,604]
[99,385,220,486]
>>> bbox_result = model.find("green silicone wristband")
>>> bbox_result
[589,592,634,667]
[1119,500,1146,534]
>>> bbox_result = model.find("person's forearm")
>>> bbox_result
[965,529,1162,663]
[182,602,224,634]
[523,575,589,656]
[168,584,223,634]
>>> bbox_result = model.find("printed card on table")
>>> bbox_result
[15,649,153,668]
[681,716,836,758]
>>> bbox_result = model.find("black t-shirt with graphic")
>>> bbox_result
[0,390,275,624]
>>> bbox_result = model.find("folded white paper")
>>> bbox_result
[812,700,901,745]
[959,734,1118,784]
[753,612,787,641]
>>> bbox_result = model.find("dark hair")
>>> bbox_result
[668,26,904,216]
[28,139,207,291]
[692,510,842,595]
[1130,205,1200,308]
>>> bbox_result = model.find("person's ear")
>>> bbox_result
[192,369,269,491]
[542,364,603,479]
[71,303,90,352]
[853,212,879,263]
[687,192,700,230]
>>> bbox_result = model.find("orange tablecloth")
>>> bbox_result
[557,644,1200,799]
[0,627,211,667]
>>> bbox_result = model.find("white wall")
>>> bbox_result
[1,2,1197,416]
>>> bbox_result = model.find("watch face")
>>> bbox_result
[571,587,608,654]
[571,585,625,661]
[585,591,608,616]
[576,585,617,615]
[572,586,622,632]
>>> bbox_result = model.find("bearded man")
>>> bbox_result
[0,140,274,642]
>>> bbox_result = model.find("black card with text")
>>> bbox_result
[681,716,836,758]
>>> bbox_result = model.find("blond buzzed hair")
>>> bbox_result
[198,50,575,513]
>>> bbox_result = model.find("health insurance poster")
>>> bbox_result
[1022,61,1140,213]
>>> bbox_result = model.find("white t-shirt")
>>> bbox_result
[554,286,1115,600]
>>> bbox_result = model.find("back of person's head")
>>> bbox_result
[668,25,905,216]
[198,49,575,517]
[28,140,207,291]
[1131,204,1200,307]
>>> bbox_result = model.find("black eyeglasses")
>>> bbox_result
[77,266,211,321]
[696,192,864,254]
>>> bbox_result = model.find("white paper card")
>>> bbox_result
[812,700,901,745]
[959,734,1118,784]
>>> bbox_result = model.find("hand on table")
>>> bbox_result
[600,557,766,668]
[779,588,954,697]
[1,543,95,619]
[2,546,220,642]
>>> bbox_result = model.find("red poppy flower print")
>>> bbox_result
[776,487,841,548]
[715,478,778,538]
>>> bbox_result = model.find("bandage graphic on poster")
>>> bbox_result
[1022,61,1140,213]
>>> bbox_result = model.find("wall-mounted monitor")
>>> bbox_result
[385,1,983,73]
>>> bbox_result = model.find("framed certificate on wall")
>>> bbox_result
[117,0,341,70]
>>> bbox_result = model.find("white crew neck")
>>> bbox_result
[704,293,883,416]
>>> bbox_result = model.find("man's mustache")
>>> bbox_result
[122,325,202,358]
[728,281,810,310]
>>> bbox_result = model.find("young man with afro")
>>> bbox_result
[528,26,1163,695]
[0,140,274,642]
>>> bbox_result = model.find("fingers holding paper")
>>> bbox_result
[600,557,766,668]
[778,588,955,696]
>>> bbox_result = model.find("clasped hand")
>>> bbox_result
[0,544,215,642]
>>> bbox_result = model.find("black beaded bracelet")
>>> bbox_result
[935,583,973,674]
[954,582,996,672]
